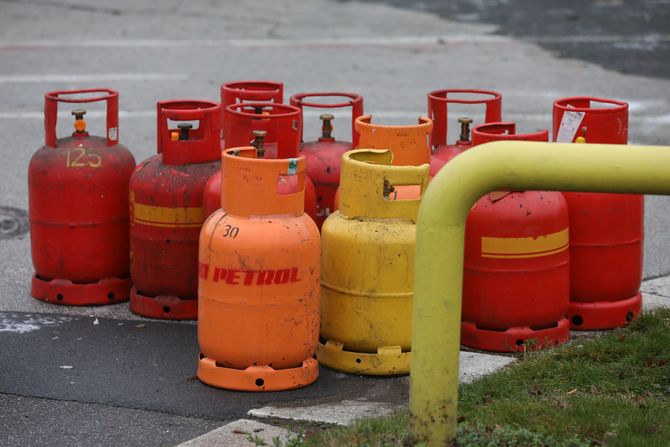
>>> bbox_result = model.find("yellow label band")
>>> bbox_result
[132,200,204,228]
[481,227,569,259]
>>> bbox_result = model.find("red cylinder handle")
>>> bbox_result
[289,92,364,146]
[157,100,222,166]
[552,96,628,144]
[472,122,549,146]
[427,89,502,148]
[44,88,119,148]
[221,81,284,131]
[221,80,284,106]
[224,102,301,159]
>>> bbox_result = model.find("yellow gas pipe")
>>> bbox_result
[410,140,670,446]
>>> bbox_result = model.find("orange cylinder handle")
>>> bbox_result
[221,147,306,217]
[354,115,433,166]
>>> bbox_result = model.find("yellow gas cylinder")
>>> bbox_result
[318,149,430,375]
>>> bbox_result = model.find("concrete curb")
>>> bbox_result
[248,399,402,427]
[175,418,294,447]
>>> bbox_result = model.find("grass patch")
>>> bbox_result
[275,308,670,446]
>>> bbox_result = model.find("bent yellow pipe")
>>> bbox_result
[410,141,670,446]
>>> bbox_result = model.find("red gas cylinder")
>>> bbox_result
[290,92,364,228]
[472,122,549,145]
[29,88,136,305]
[553,97,642,330]
[428,89,502,176]
[129,100,221,320]
[203,102,318,221]
[461,123,570,352]
[220,80,283,148]
[198,147,320,391]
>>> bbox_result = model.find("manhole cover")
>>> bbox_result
[0,207,29,240]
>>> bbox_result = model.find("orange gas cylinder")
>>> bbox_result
[352,115,432,201]
[198,147,320,391]
[553,97,642,330]
[290,92,364,229]
[461,123,570,352]
[428,89,502,176]
[129,100,221,320]
[29,88,136,305]
[219,80,283,149]
[202,102,317,221]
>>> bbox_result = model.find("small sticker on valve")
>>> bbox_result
[108,127,118,141]
[556,109,585,143]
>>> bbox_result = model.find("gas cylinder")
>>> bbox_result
[221,80,283,108]
[472,122,549,145]
[319,149,430,375]
[198,147,320,391]
[29,88,136,305]
[428,89,502,176]
[219,80,283,148]
[349,115,432,201]
[460,123,570,352]
[553,97,642,330]
[202,102,318,221]
[290,92,364,229]
[129,100,221,320]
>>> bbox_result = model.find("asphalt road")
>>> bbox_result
[363,0,670,79]
[0,311,408,446]
[0,0,669,446]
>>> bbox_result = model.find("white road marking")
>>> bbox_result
[0,36,510,49]
[1,110,669,125]
[227,35,510,47]
[0,111,155,119]
[0,73,188,83]
[0,34,667,49]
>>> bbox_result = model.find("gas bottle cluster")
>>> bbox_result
[28,84,642,391]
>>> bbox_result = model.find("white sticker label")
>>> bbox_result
[556,109,585,143]
[108,127,118,142]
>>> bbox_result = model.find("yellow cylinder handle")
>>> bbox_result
[338,149,430,221]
